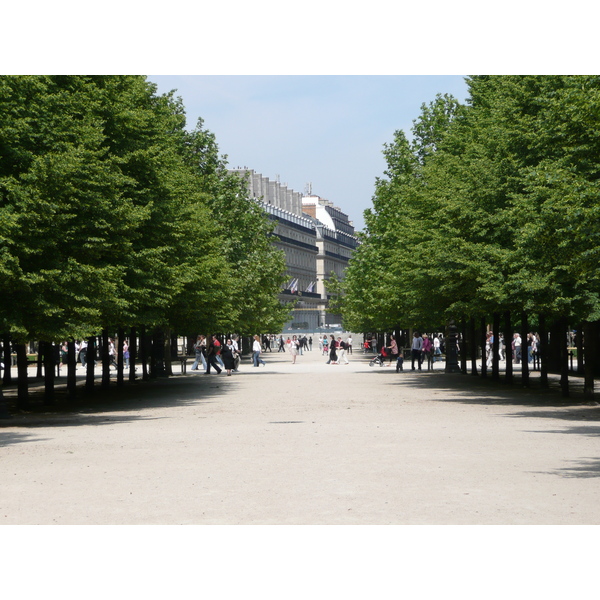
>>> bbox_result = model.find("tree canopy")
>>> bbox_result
[337,77,600,334]
[0,75,289,345]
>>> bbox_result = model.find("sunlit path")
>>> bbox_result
[1,347,599,524]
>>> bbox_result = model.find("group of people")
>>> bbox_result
[484,332,541,367]
[56,338,131,370]
[320,335,352,356]
[370,332,444,372]
[321,335,351,365]
[275,335,312,354]
[192,334,241,376]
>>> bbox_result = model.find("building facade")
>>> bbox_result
[229,168,359,331]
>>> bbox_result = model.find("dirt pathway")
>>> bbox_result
[2,348,599,524]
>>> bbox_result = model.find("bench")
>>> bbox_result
[177,355,197,374]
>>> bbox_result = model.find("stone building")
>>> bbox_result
[229,168,359,331]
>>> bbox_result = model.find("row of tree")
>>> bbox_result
[0,75,289,409]
[329,76,600,398]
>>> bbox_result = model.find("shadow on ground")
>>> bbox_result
[0,373,233,431]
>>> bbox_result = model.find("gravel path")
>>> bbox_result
[1,348,599,525]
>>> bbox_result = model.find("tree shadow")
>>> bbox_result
[1,374,233,429]
[0,431,52,447]
[533,457,600,479]
[379,369,599,410]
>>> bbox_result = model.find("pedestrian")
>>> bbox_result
[485,332,493,369]
[108,338,118,369]
[191,335,206,371]
[388,334,399,366]
[213,336,225,368]
[123,339,130,370]
[411,332,423,371]
[433,336,441,362]
[322,336,329,356]
[290,335,299,364]
[338,337,349,364]
[346,335,353,354]
[205,335,222,375]
[221,339,236,376]
[527,333,535,364]
[253,335,266,367]
[422,334,433,370]
[78,340,88,367]
[60,342,68,367]
[308,336,313,351]
[514,333,522,364]
[327,335,338,364]
[278,336,286,352]
[231,335,241,371]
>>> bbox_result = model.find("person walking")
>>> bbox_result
[108,338,118,370]
[514,333,522,364]
[322,336,329,356]
[205,335,222,375]
[290,335,299,364]
[123,340,130,370]
[337,337,349,364]
[411,332,423,371]
[422,334,433,370]
[388,334,399,366]
[433,336,441,362]
[221,339,236,376]
[253,335,266,367]
[78,340,88,368]
[191,335,207,371]
[327,335,338,364]
[346,335,353,354]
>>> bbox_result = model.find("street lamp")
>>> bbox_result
[445,320,461,373]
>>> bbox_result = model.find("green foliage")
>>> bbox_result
[0,76,290,344]
[340,78,600,331]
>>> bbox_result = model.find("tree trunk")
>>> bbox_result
[15,343,29,410]
[129,327,137,383]
[101,328,110,390]
[576,325,585,375]
[521,311,529,388]
[469,317,478,376]
[460,318,468,374]
[43,341,55,405]
[480,317,487,379]
[0,337,10,417]
[539,314,549,388]
[503,310,513,385]
[67,340,77,399]
[164,328,173,377]
[583,321,595,400]
[2,334,12,385]
[85,336,96,392]
[140,325,149,381]
[492,312,500,380]
[36,344,43,378]
[559,317,569,398]
[117,327,124,387]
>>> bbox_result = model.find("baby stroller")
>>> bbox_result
[369,346,391,367]
[369,346,404,371]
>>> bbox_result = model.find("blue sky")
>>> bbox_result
[149,75,470,231]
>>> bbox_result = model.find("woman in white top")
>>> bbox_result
[290,335,299,363]
[252,335,266,367]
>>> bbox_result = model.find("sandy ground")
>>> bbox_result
[1,348,600,525]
